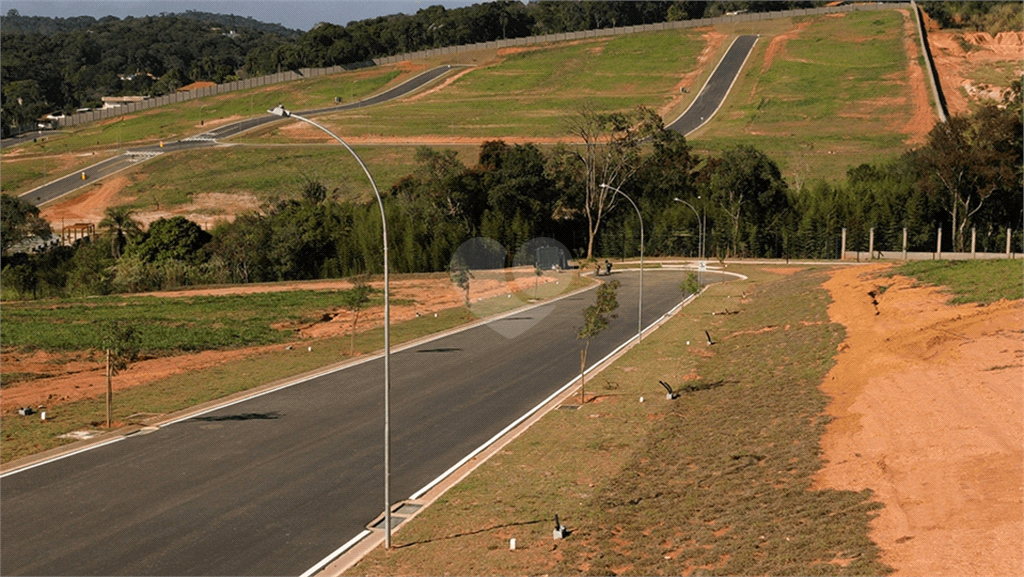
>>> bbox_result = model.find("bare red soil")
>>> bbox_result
[816,264,1023,576]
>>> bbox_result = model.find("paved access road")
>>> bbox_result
[667,35,758,136]
[17,65,460,207]
[1,270,727,576]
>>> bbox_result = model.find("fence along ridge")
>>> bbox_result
[56,2,910,129]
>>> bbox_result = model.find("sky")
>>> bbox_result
[2,0,489,31]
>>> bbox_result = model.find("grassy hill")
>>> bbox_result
[4,8,941,214]
[690,10,934,183]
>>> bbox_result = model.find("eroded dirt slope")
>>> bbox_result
[816,264,1023,576]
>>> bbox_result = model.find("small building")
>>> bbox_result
[62,223,95,245]
[102,96,148,109]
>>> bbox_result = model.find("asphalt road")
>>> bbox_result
[667,35,758,136]
[1,269,728,576]
[17,65,460,207]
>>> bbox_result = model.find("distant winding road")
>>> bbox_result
[15,65,461,208]
[667,35,759,136]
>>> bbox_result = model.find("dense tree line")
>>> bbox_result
[0,11,299,134]
[919,1,1023,35]
[3,1,821,135]
[3,92,1019,300]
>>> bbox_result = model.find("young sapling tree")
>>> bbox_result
[577,279,620,404]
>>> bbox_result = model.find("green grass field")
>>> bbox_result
[348,265,891,576]
[691,10,928,183]
[246,30,705,142]
[0,289,385,354]
[2,9,950,206]
[0,67,407,195]
[0,151,118,196]
[892,259,1024,304]
[113,144,480,210]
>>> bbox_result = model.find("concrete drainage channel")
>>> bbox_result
[309,267,747,576]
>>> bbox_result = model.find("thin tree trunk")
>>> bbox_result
[106,349,112,428]
[579,343,588,404]
[349,309,360,356]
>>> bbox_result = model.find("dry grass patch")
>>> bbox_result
[348,266,891,576]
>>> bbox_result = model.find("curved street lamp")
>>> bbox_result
[268,105,394,549]
[599,183,643,344]
[673,197,705,290]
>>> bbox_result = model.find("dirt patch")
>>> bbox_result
[898,10,936,145]
[130,192,260,229]
[927,26,1023,115]
[496,46,543,58]
[761,20,814,73]
[815,264,1023,576]
[759,266,805,276]
[40,173,258,231]
[0,272,563,413]
[39,175,131,225]
[405,67,475,102]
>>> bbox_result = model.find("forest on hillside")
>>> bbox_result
[2,92,1020,300]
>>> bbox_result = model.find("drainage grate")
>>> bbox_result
[394,503,421,516]
[370,515,407,531]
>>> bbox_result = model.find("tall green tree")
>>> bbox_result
[708,145,789,257]
[919,105,1022,252]
[98,205,143,259]
[561,103,662,260]
[0,193,52,256]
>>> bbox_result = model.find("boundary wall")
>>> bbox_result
[840,226,1022,261]
[56,2,910,129]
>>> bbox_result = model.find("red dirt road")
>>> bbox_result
[816,264,1023,576]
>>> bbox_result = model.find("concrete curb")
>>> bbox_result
[309,270,747,575]
[0,274,600,477]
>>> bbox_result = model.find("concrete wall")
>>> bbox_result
[846,251,1022,262]
[56,2,910,128]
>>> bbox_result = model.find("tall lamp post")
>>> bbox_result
[268,105,394,549]
[673,197,705,290]
[599,184,643,344]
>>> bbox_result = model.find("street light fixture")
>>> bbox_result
[599,183,643,344]
[673,197,705,290]
[268,105,394,549]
